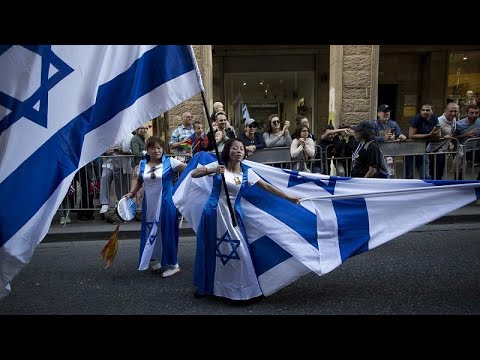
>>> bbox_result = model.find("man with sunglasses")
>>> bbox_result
[239,118,266,157]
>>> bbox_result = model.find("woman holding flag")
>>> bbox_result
[190,138,300,300]
[125,137,186,277]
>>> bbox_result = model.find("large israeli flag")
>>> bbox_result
[0,45,204,298]
[173,152,480,297]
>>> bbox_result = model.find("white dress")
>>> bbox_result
[137,157,183,270]
[200,165,263,300]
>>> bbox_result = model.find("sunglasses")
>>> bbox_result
[248,123,257,128]
[149,166,157,179]
[272,120,280,125]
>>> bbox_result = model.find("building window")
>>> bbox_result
[224,71,314,131]
[447,51,480,118]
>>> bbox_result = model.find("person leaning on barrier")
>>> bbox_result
[206,111,236,153]
[315,124,338,174]
[239,118,266,157]
[290,124,316,172]
[263,114,292,148]
[427,102,458,180]
[373,104,407,143]
[406,103,440,179]
[169,111,195,156]
[454,105,480,157]
[454,105,480,179]
[295,114,317,142]
[332,121,358,176]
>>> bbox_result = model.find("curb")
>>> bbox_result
[43,213,479,243]
[44,227,195,243]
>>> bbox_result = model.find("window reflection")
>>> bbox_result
[447,51,480,118]
[225,71,314,131]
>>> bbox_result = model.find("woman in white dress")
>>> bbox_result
[190,138,300,300]
[125,137,186,278]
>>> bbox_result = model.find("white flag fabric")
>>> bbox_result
[173,152,480,298]
[0,45,204,298]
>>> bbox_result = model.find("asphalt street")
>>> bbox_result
[1,223,479,315]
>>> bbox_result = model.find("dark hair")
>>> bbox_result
[323,124,335,132]
[294,125,309,139]
[265,114,281,133]
[357,126,374,141]
[215,111,227,120]
[421,103,434,110]
[295,114,307,125]
[467,105,479,113]
[146,136,165,149]
[220,138,246,164]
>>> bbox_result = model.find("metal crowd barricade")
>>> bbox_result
[56,155,135,227]
[246,146,325,173]
[55,141,471,229]
[458,136,480,181]
[246,147,292,169]
[322,140,466,180]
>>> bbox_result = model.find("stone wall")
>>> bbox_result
[167,45,204,128]
[340,45,378,126]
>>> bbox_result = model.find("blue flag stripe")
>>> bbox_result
[333,198,370,261]
[250,235,293,276]
[0,45,195,247]
[242,184,318,250]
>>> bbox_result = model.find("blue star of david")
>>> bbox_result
[0,45,74,135]
[145,220,160,245]
[216,231,240,265]
[282,169,344,195]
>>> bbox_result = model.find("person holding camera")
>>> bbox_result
[372,104,407,143]
[405,103,440,179]
[427,102,459,180]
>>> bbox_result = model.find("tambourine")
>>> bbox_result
[115,197,137,222]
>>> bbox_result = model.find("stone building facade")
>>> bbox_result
[162,45,480,147]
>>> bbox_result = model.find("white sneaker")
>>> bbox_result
[161,265,181,278]
[59,216,66,225]
[100,204,109,214]
[151,262,162,272]
[65,216,71,224]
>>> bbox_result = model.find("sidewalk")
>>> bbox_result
[46,216,194,242]
[45,201,480,243]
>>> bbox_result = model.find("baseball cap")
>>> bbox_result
[378,104,391,112]
[352,120,374,133]
[244,118,256,125]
